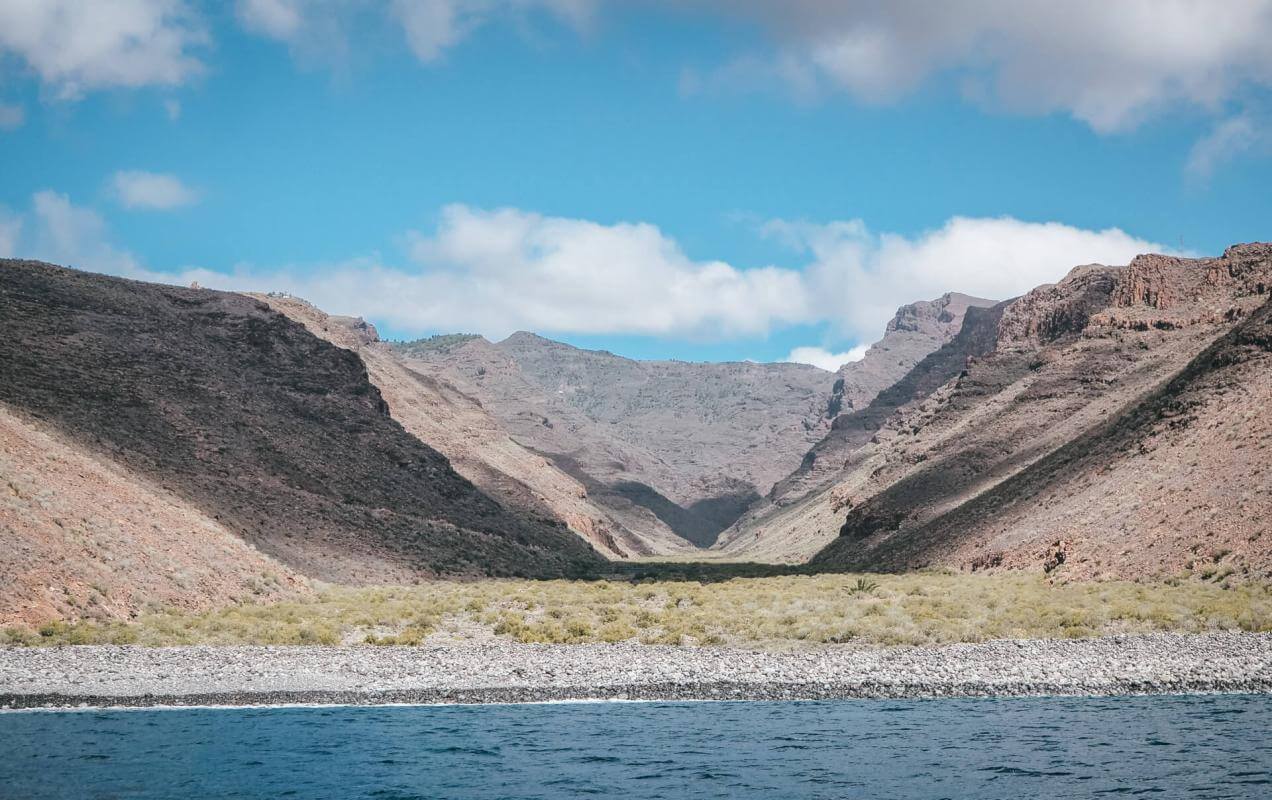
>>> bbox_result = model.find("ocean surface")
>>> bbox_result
[2,695,1270,799]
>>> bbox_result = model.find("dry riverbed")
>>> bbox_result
[2,633,1269,709]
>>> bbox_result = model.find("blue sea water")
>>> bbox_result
[1,695,1270,799]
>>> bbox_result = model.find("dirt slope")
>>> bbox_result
[818,287,1272,579]
[791,243,1271,578]
[0,260,604,598]
[715,300,1011,560]
[0,404,310,627]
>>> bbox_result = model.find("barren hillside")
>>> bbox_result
[829,293,996,416]
[0,260,604,619]
[0,404,310,627]
[397,334,836,546]
[723,244,1271,577]
[258,295,694,559]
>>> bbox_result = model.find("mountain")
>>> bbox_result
[716,297,1008,560]
[763,294,999,510]
[828,293,997,416]
[0,260,603,623]
[396,333,837,547]
[257,295,692,559]
[723,244,1272,579]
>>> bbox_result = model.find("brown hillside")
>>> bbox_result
[0,404,310,627]
[0,260,604,601]
[397,333,835,546]
[804,244,1272,578]
[257,295,693,559]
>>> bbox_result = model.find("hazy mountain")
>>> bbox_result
[396,333,838,547]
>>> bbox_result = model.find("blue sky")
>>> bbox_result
[2,1,1270,367]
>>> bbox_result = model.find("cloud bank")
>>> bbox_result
[5,194,1173,350]
[234,0,593,66]
[690,0,1272,133]
[0,0,206,98]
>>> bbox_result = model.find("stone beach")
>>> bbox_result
[2,632,1269,709]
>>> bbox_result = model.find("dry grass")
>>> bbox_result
[4,572,1270,649]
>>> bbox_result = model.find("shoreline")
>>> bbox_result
[2,632,1269,710]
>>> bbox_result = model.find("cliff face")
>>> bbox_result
[820,288,1272,579]
[716,300,1010,559]
[830,293,996,414]
[799,244,1272,579]
[0,260,603,623]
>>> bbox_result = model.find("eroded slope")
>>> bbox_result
[804,244,1272,577]
[0,260,603,593]
[258,295,693,558]
[0,404,310,627]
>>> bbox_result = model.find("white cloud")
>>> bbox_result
[0,102,24,130]
[112,171,199,210]
[392,0,594,62]
[693,0,1272,133]
[5,195,1177,348]
[784,344,870,372]
[393,204,811,337]
[25,191,144,274]
[236,0,303,40]
[0,0,206,99]
[164,98,182,120]
[1186,113,1268,178]
[237,0,593,66]
[767,215,1176,340]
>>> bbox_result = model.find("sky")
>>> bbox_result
[1,1,1270,368]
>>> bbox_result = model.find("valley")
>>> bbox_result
[1,242,1270,634]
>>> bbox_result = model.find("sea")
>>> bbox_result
[1,694,1269,799]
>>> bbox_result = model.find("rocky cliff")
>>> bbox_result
[830,293,996,414]
[733,243,1271,578]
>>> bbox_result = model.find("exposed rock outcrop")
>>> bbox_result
[802,244,1272,578]
[832,293,996,413]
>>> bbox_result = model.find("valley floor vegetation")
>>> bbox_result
[6,572,1270,649]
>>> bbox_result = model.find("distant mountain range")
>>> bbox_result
[2,243,1268,625]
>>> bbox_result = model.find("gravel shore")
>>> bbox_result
[2,632,1269,709]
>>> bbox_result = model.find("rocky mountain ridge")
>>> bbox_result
[3,242,1267,628]
[725,243,1271,579]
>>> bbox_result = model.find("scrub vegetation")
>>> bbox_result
[4,572,1269,649]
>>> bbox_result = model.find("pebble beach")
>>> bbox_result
[2,632,1269,709]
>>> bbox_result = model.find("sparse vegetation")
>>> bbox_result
[4,572,1269,649]
[395,333,482,354]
